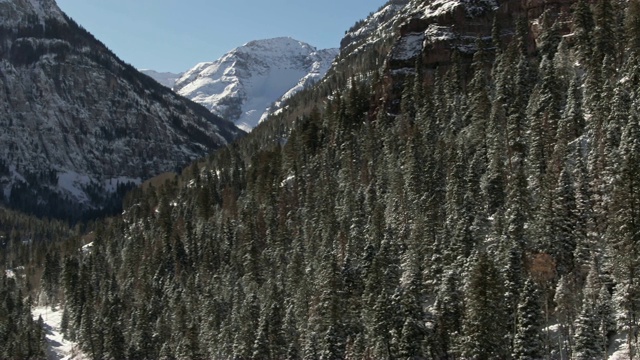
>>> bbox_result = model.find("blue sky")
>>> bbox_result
[56,0,388,73]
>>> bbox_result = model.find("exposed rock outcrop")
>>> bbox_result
[336,0,584,111]
[388,0,579,72]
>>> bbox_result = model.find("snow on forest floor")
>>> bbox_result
[608,334,631,360]
[32,306,88,360]
[544,323,629,359]
[28,305,630,360]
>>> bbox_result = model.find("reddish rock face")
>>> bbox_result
[382,0,580,102]
[396,0,578,67]
[384,0,577,111]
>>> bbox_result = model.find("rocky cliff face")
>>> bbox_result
[0,0,243,220]
[387,0,577,71]
[335,0,581,111]
[173,37,338,132]
[339,0,412,54]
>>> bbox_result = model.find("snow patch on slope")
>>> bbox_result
[56,172,141,204]
[26,0,64,22]
[81,242,93,254]
[340,0,409,51]
[57,171,91,204]
[416,0,498,20]
[32,306,88,360]
[394,32,426,61]
[425,24,456,42]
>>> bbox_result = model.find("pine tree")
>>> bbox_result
[610,108,640,359]
[432,268,463,358]
[508,18,534,161]
[573,0,595,64]
[42,250,61,305]
[232,292,260,359]
[558,71,585,144]
[573,302,601,360]
[593,0,616,67]
[461,252,509,359]
[283,302,301,360]
[512,279,543,360]
[626,0,640,59]
[554,274,580,357]
[538,9,562,60]
[396,240,425,359]
[527,56,561,180]
[595,284,615,359]
[551,164,578,275]
[572,145,594,271]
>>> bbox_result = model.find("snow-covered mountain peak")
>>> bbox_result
[174,37,338,132]
[241,37,314,56]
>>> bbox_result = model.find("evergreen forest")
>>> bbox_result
[4,0,640,359]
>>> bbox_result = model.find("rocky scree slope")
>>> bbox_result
[173,37,338,132]
[0,0,243,220]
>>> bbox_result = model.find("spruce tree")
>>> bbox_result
[461,252,509,359]
[552,164,578,275]
[610,108,640,359]
[512,279,543,360]
[573,0,595,64]
[573,302,601,360]
[593,0,616,67]
[433,268,463,358]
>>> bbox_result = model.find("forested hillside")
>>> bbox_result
[0,207,76,358]
[4,0,640,358]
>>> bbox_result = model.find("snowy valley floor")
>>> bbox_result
[30,305,631,359]
[32,306,87,360]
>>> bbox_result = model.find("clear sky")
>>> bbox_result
[56,0,388,73]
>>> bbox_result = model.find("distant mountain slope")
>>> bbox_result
[0,0,243,220]
[173,37,338,132]
[140,69,182,88]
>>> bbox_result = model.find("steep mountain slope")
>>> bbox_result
[0,0,243,220]
[173,37,338,132]
[339,0,411,56]
[140,69,182,88]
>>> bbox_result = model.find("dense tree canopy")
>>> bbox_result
[3,0,640,359]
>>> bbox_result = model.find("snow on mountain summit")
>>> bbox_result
[174,37,338,132]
